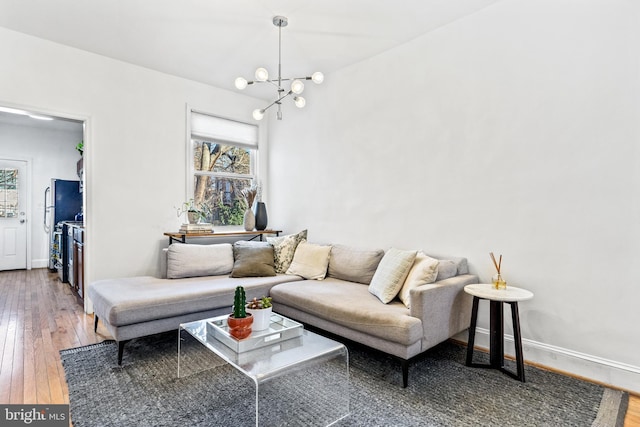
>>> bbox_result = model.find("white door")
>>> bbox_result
[0,159,27,270]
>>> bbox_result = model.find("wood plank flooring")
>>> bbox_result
[0,268,638,426]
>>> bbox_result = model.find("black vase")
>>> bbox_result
[254,202,268,231]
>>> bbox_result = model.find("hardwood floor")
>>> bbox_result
[0,269,103,405]
[0,268,638,426]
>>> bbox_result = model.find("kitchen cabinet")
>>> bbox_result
[65,223,85,301]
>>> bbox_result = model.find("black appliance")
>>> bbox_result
[44,179,82,282]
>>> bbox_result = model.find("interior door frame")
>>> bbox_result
[0,157,31,270]
[0,100,91,312]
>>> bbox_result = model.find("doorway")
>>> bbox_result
[0,108,85,273]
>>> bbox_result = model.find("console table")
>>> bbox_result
[164,229,281,244]
[464,283,534,382]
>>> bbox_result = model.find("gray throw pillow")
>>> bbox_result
[230,242,276,277]
[435,260,457,281]
[328,244,385,284]
[167,243,233,279]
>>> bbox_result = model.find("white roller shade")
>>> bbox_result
[191,112,258,148]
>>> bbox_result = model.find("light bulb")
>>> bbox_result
[294,96,306,108]
[291,79,305,94]
[252,109,265,120]
[311,71,324,84]
[234,77,248,90]
[255,68,269,82]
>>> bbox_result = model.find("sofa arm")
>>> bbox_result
[409,274,478,349]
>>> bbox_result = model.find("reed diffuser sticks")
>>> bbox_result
[489,252,506,289]
[490,252,502,274]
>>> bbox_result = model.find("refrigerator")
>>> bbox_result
[44,179,82,281]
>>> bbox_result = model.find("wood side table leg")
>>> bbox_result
[489,300,504,369]
[510,302,526,382]
[466,296,480,366]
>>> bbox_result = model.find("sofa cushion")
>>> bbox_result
[166,243,234,279]
[435,260,458,281]
[369,248,417,303]
[267,229,307,273]
[230,242,276,277]
[398,253,439,308]
[286,241,332,280]
[270,278,423,346]
[327,244,384,285]
[427,254,468,276]
[89,275,302,327]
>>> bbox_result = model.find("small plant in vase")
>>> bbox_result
[227,286,253,339]
[246,296,273,331]
[176,199,211,224]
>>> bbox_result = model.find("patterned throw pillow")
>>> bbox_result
[267,229,307,274]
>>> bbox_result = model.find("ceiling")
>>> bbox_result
[0,110,83,132]
[0,0,499,100]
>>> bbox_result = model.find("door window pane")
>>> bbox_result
[0,168,18,218]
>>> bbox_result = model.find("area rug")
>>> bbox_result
[60,331,628,427]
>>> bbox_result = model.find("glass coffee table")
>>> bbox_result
[179,313,350,426]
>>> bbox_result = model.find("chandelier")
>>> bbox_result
[234,16,324,121]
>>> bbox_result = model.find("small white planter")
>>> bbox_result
[246,306,272,331]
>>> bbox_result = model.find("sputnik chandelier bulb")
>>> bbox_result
[234,16,324,121]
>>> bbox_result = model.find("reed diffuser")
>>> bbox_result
[490,252,507,290]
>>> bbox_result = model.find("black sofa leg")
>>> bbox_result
[117,341,128,366]
[401,360,409,388]
[94,315,99,333]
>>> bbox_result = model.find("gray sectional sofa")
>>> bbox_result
[88,233,478,386]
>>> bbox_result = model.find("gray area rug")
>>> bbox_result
[61,331,628,427]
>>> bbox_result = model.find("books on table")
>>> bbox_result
[179,223,213,233]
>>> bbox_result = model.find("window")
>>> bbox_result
[189,112,258,226]
[0,168,18,218]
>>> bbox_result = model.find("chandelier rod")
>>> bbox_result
[277,20,283,119]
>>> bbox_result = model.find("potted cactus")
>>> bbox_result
[246,296,273,331]
[227,286,253,339]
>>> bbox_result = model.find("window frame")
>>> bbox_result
[186,108,260,229]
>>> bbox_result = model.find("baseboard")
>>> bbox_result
[455,328,640,394]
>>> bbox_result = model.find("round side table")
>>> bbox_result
[464,283,533,382]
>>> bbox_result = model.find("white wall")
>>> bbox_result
[0,120,83,267]
[0,27,266,309]
[268,0,640,392]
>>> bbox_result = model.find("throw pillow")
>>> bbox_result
[368,248,417,304]
[435,260,457,281]
[327,244,385,285]
[398,252,440,308]
[230,242,276,278]
[285,241,332,280]
[266,229,308,273]
[167,243,234,279]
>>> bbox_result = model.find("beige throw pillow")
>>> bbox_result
[285,241,332,280]
[398,252,440,308]
[368,248,417,303]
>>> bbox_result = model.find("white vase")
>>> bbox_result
[245,306,272,331]
[243,209,255,231]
